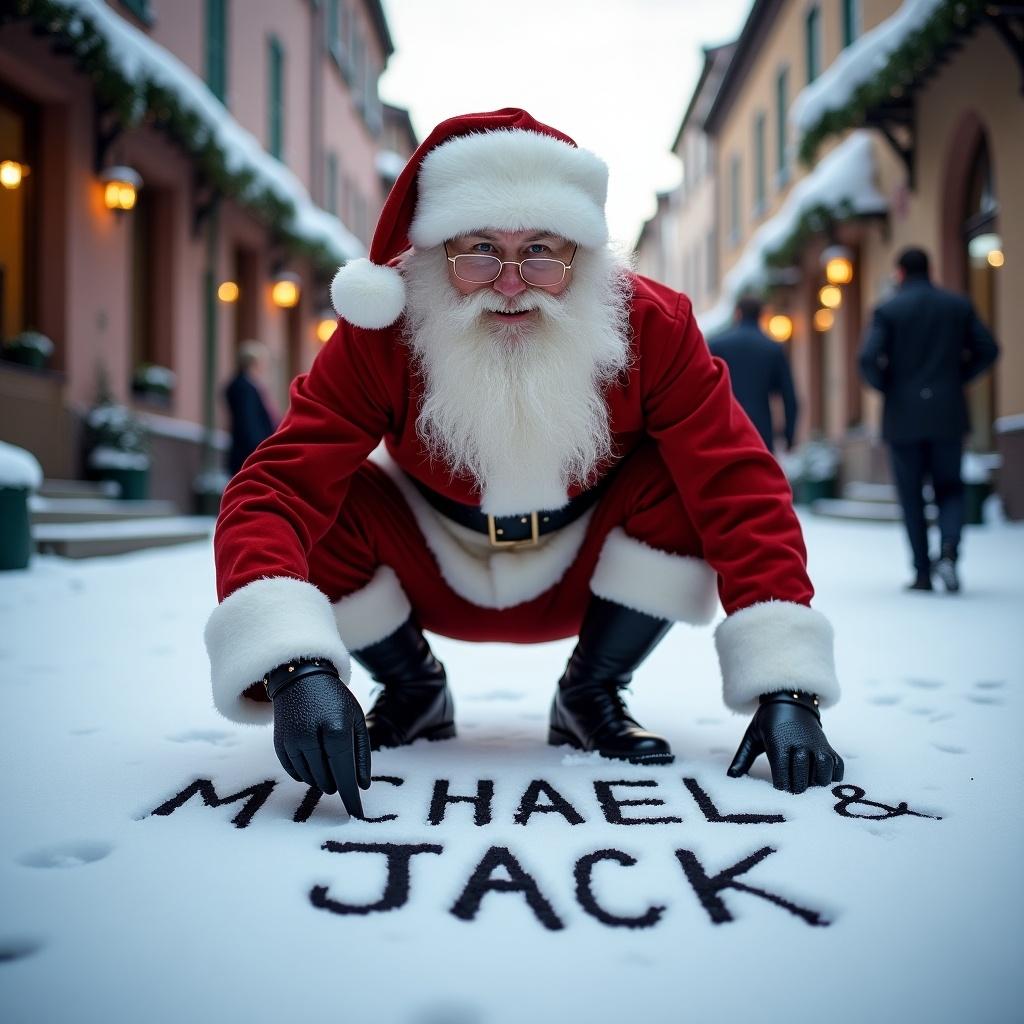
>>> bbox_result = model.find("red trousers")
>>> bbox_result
[307,443,714,646]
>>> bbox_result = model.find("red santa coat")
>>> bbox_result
[205,274,838,724]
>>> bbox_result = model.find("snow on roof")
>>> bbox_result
[62,0,364,264]
[696,131,887,338]
[0,441,44,491]
[790,0,945,139]
[375,149,408,182]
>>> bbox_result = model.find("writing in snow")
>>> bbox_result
[148,774,940,932]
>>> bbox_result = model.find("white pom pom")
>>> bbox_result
[330,259,407,330]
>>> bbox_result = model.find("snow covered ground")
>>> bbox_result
[1,513,1021,1023]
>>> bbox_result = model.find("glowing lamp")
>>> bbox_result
[271,272,301,309]
[218,281,240,303]
[987,249,1004,268]
[813,308,834,332]
[766,314,793,343]
[100,165,142,211]
[821,244,854,285]
[818,285,842,309]
[316,313,338,343]
[0,160,28,190]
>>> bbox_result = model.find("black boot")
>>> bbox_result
[905,571,933,592]
[549,596,674,764]
[350,618,455,750]
[934,541,960,593]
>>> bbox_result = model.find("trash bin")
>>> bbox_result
[0,486,32,570]
[0,441,43,571]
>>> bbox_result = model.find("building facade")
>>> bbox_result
[0,0,410,508]
[637,0,1023,516]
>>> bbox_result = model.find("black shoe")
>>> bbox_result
[934,545,960,593]
[548,596,674,765]
[350,618,455,750]
[905,573,933,592]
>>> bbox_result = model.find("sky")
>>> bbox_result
[377,0,754,247]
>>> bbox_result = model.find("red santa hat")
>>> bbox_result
[330,108,610,330]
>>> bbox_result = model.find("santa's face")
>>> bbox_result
[444,230,576,335]
[402,235,632,515]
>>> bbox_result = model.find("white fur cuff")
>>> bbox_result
[204,577,352,725]
[714,601,839,713]
[331,566,412,651]
[589,528,719,624]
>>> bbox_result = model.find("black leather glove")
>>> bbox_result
[728,691,844,794]
[266,658,372,817]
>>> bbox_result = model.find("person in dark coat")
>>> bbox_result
[859,247,999,592]
[224,341,278,476]
[709,295,799,454]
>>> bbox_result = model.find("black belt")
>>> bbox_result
[410,476,606,547]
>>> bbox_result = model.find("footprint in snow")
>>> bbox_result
[932,743,966,755]
[967,694,1005,706]
[867,695,901,706]
[70,727,99,736]
[973,680,1006,690]
[166,729,238,746]
[907,706,934,716]
[695,717,723,726]
[0,936,44,963]
[906,678,944,689]
[17,841,113,869]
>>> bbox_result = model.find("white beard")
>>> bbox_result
[401,245,633,516]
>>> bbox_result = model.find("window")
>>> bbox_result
[351,23,366,113]
[729,154,742,245]
[753,112,766,217]
[328,0,351,75]
[267,35,284,160]
[842,0,861,49]
[325,151,338,215]
[805,6,821,84]
[775,66,789,183]
[205,0,228,104]
[364,57,382,136]
[706,227,717,296]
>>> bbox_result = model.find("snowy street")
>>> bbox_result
[0,512,1022,1023]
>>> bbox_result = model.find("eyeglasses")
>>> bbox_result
[445,245,578,287]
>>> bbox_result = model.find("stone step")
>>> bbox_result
[810,497,936,523]
[29,496,180,524]
[33,516,215,559]
[37,478,120,500]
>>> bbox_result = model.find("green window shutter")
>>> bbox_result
[328,0,339,47]
[729,154,741,245]
[119,0,153,23]
[842,0,859,49]
[775,66,788,179]
[805,6,821,84]
[325,152,338,215]
[268,35,284,160]
[205,0,228,104]
[753,112,766,215]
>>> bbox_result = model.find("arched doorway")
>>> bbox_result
[941,115,1000,453]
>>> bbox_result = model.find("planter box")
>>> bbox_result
[93,466,151,501]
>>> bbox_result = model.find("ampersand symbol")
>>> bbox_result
[832,785,941,820]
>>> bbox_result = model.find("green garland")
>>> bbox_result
[9,0,347,274]
[798,0,984,166]
[762,201,856,270]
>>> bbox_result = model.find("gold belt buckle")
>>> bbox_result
[487,511,540,549]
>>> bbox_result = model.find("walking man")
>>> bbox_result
[709,295,799,454]
[859,247,999,592]
[224,341,278,476]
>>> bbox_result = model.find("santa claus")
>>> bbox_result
[205,109,843,817]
